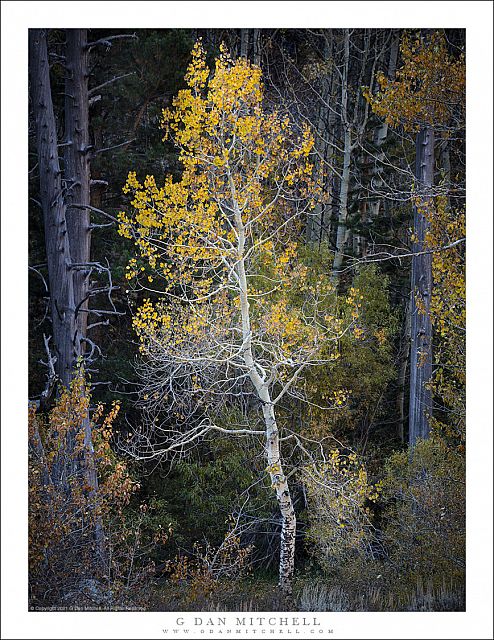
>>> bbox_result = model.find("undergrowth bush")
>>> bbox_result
[28,371,166,609]
[381,437,465,588]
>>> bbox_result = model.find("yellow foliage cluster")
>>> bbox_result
[302,450,382,569]
[29,371,143,604]
[364,32,465,131]
[426,198,466,442]
[118,40,320,351]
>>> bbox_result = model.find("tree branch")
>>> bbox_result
[86,33,137,51]
[93,139,136,156]
[70,204,119,224]
[89,72,135,96]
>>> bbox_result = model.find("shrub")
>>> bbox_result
[381,438,465,588]
[28,371,164,608]
[302,449,381,571]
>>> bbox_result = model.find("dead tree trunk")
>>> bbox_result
[65,29,91,354]
[64,30,104,551]
[408,126,434,445]
[30,28,104,557]
[29,29,78,388]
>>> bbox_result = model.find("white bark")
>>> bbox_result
[332,30,351,278]
[231,175,296,597]
[332,126,352,275]
[307,32,335,245]
[369,31,400,222]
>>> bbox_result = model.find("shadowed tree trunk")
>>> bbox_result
[29,29,78,388]
[253,28,261,66]
[408,126,434,445]
[64,29,102,528]
[65,29,91,354]
[30,28,103,556]
[332,30,351,277]
[307,31,335,245]
[369,31,400,222]
[240,28,249,58]
[396,296,411,443]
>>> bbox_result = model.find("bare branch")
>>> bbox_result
[93,139,136,156]
[89,72,135,96]
[86,33,138,51]
[70,204,119,224]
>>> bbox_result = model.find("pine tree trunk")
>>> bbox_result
[408,126,434,445]
[64,29,104,554]
[30,28,104,557]
[65,29,91,354]
[29,29,78,388]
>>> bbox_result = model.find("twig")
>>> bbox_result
[87,33,138,51]
[93,139,136,156]
[89,72,135,96]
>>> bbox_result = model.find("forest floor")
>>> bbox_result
[143,571,465,612]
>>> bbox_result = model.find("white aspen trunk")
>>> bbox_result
[253,28,261,66]
[332,30,351,278]
[332,126,352,275]
[240,29,249,58]
[230,175,296,598]
[369,31,400,222]
[307,32,335,244]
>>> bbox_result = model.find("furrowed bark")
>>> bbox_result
[65,29,104,554]
[30,28,104,557]
[65,29,91,352]
[29,29,78,388]
[408,126,434,445]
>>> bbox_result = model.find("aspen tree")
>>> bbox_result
[119,42,360,596]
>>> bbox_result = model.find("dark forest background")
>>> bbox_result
[27,27,466,612]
